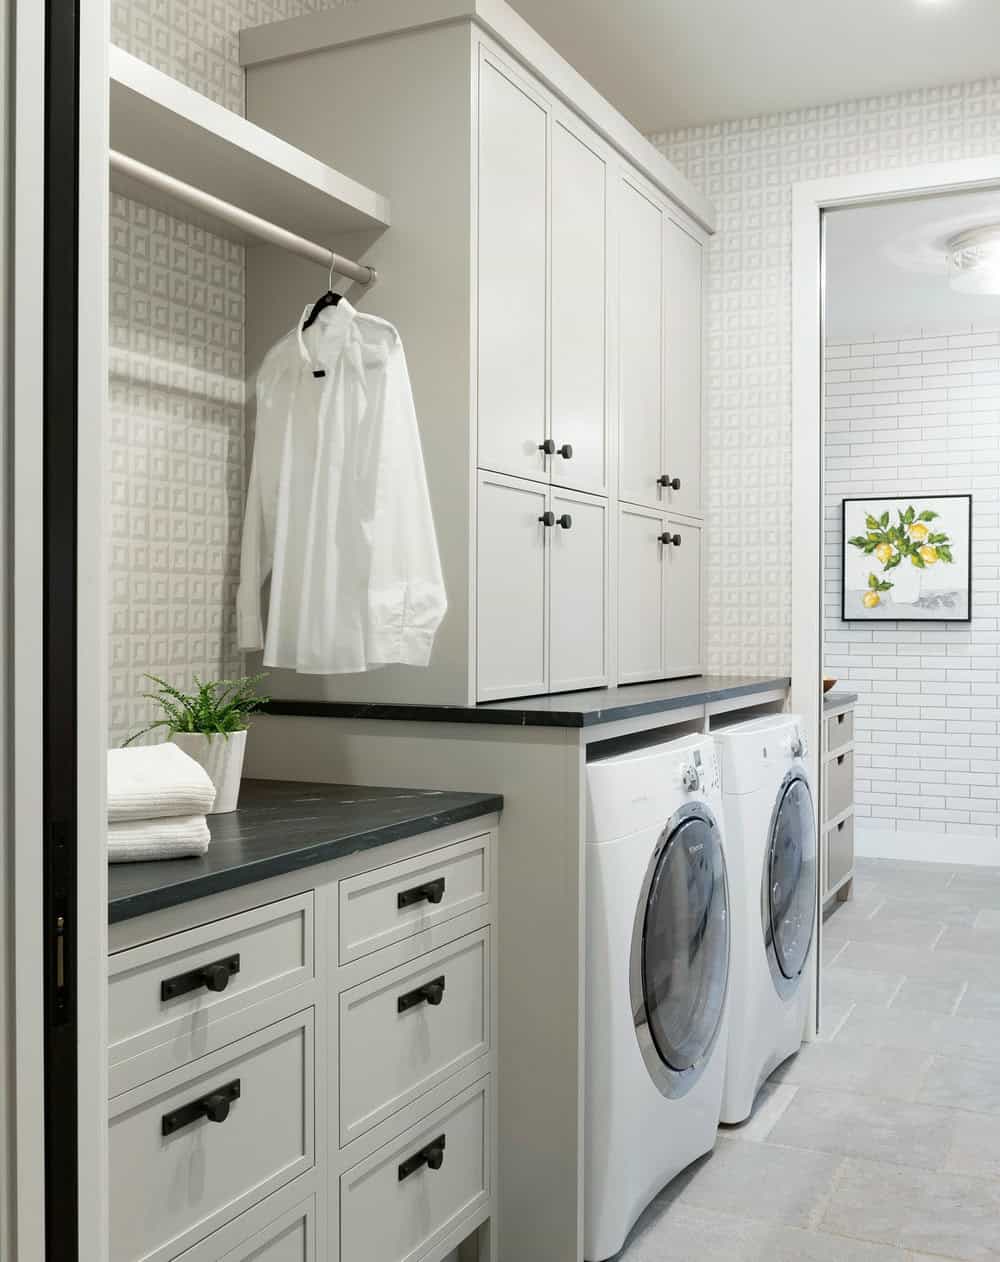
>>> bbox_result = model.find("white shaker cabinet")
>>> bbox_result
[662,218,704,519]
[476,472,549,702]
[549,488,609,692]
[477,56,548,484]
[477,474,608,700]
[618,179,664,511]
[618,504,664,684]
[618,506,702,684]
[243,4,714,707]
[663,517,703,676]
[550,117,608,496]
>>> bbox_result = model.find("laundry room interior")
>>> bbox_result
[7,1,1000,1261]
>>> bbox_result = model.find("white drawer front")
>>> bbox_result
[340,929,490,1145]
[825,708,854,753]
[174,1195,316,1262]
[340,1077,490,1262]
[339,834,489,964]
[110,894,313,1075]
[109,1010,314,1262]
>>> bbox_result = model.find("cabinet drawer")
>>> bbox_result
[174,1194,316,1262]
[109,1010,314,1262]
[340,1076,491,1262]
[109,894,313,1079]
[826,814,854,892]
[339,834,490,965]
[825,708,854,753]
[826,749,854,822]
[340,929,490,1145]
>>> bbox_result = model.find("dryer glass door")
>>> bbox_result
[642,814,729,1076]
[767,774,817,980]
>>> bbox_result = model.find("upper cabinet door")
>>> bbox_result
[663,517,703,677]
[662,218,704,518]
[477,472,549,701]
[550,119,608,496]
[618,179,664,509]
[549,488,609,693]
[617,503,664,685]
[478,55,549,483]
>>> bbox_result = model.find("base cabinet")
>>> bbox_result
[822,698,856,904]
[477,473,608,700]
[108,817,500,1262]
[618,505,702,684]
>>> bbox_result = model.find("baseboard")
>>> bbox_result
[855,821,1000,867]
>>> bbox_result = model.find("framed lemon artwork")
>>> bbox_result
[842,494,972,622]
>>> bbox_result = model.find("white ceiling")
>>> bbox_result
[825,189,1000,341]
[507,0,1000,133]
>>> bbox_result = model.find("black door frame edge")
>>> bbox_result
[42,0,80,1257]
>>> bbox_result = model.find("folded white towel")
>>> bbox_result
[108,743,216,822]
[108,814,211,864]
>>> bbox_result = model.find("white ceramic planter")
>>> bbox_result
[171,729,247,814]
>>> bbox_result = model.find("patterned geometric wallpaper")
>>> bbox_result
[108,0,355,743]
[651,80,1000,677]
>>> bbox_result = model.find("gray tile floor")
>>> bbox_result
[617,858,1000,1262]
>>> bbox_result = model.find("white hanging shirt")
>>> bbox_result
[237,299,447,674]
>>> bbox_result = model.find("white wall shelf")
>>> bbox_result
[109,47,391,244]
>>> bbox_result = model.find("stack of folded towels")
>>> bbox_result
[107,743,218,863]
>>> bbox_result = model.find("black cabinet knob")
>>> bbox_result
[659,532,682,547]
[658,475,681,491]
[556,514,573,530]
[539,511,556,527]
[556,443,573,459]
[203,1092,233,1124]
[539,438,556,455]
[202,964,232,993]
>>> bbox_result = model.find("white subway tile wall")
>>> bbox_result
[824,327,1000,855]
[652,82,1000,675]
[108,0,354,743]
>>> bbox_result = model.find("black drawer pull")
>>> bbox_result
[161,953,240,1002]
[162,1079,241,1137]
[658,532,682,547]
[837,713,846,724]
[398,1134,446,1181]
[658,474,681,491]
[398,975,446,1013]
[837,754,846,766]
[397,877,445,910]
[837,820,846,832]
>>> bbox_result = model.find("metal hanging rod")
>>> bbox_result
[109,150,377,286]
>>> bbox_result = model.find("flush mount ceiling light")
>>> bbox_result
[947,224,1000,295]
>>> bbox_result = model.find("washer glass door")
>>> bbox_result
[766,774,817,985]
[637,808,729,1096]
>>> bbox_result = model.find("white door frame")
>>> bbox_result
[791,156,1000,1026]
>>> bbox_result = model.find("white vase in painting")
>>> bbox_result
[171,729,247,814]
[887,563,922,607]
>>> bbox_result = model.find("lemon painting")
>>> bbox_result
[842,495,971,622]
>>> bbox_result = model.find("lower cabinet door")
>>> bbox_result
[549,489,609,692]
[826,813,854,892]
[662,517,703,677]
[477,472,548,701]
[340,1077,491,1262]
[618,503,664,683]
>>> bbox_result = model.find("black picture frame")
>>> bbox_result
[841,494,973,623]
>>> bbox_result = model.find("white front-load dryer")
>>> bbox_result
[585,733,731,1262]
[713,714,817,1125]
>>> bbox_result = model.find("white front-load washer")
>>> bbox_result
[585,733,731,1261]
[713,714,817,1125]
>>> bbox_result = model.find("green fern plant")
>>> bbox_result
[123,674,270,747]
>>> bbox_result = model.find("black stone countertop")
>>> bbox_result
[108,779,503,924]
[265,675,790,730]
[824,690,859,711]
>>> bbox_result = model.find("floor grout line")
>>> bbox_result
[825,940,849,967]
[950,979,969,1017]
[824,1000,856,1042]
[865,897,887,921]
[885,974,907,1007]
[930,923,948,950]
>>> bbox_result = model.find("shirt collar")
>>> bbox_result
[296,297,358,376]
